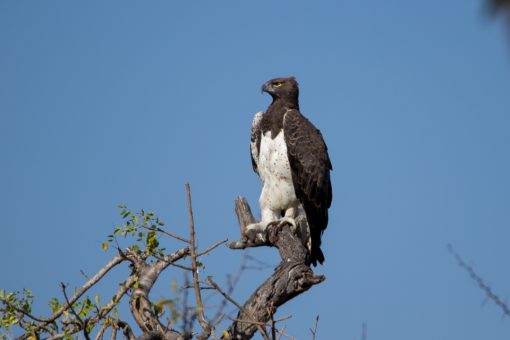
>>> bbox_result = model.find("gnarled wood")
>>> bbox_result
[126,247,190,340]
[226,197,325,339]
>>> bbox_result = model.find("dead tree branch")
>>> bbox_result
[186,183,212,339]
[126,246,190,340]
[310,315,319,340]
[45,255,126,324]
[448,244,510,317]
[207,276,269,339]
[225,197,325,339]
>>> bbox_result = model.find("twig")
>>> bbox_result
[94,321,108,340]
[447,244,510,317]
[310,315,319,340]
[207,277,270,340]
[211,253,252,325]
[171,262,194,271]
[110,324,117,340]
[43,255,125,324]
[140,223,191,244]
[60,283,90,340]
[99,274,136,317]
[116,319,136,340]
[270,310,276,340]
[0,299,46,323]
[152,253,193,271]
[206,277,244,312]
[186,183,211,338]
[197,239,228,257]
[181,283,215,290]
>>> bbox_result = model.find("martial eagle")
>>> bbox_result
[248,77,332,266]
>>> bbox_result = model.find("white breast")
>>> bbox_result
[257,130,298,211]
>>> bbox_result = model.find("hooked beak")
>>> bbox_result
[261,81,271,94]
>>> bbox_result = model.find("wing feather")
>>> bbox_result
[250,111,264,175]
[283,109,332,265]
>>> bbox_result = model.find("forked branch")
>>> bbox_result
[224,197,325,339]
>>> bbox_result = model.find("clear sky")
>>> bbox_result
[1,1,510,339]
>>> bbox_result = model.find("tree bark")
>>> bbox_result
[226,197,325,339]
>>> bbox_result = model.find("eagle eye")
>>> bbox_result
[273,82,283,87]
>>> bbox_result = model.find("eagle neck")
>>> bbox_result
[270,96,299,112]
[264,98,299,139]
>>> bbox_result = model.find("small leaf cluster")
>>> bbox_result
[0,286,124,339]
[0,289,35,333]
[106,205,167,258]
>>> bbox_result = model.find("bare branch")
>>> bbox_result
[270,309,276,340]
[310,315,319,340]
[98,274,136,318]
[181,273,196,339]
[140,223,191,244]
[447,244,510,317]
[208,277,269,340]
[197,239,228,257]
[110,325,117,340]
[206,277,244,311]
[116,319,136,340]
[186,183,211,339]
[126,246,189,339]
[44,255,125,324]
[60,283,90,340]
[210,253,253,325]
[170,262,194,271]
[94,320,109,340]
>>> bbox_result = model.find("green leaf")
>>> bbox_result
[48,298,61,313]
[102,242,108,251]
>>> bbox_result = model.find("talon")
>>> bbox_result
[244,222,268,243]
[268,217,297,232]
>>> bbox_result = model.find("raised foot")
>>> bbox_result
[244,222,268,242]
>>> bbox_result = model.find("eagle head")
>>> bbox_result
[261,77,299,104]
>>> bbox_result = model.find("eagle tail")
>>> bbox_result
[310,245,326,267]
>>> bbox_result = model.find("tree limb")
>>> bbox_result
[225,197,325,339]
[126,246,190,340]
[186,183,212,339]
[448,244,510,317]
[44,255,126,324]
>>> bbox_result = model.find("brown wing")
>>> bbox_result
[283,109,332,266]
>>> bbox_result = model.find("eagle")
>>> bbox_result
[248,77,332,266]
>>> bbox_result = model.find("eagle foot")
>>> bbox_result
[267,217,297,234]
[244,222,269,243]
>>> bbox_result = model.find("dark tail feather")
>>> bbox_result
[310,243,325,267]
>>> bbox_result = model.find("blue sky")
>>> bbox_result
[1,1,510,339]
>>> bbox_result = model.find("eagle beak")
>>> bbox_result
[261,81,271,94]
